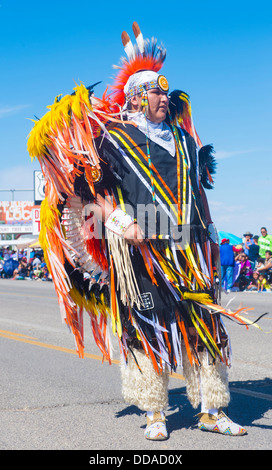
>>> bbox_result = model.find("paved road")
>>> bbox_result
[0,279,271,452]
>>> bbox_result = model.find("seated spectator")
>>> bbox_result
[41,262,50,280]
[13,261,28,280]
[2,258,18,278]
[256,250,272,283]
[24,260,34,279]
[18,249,25,260]
[236,253,253,290]
[20,256,28,267]
[32,255,41,268]
[234,251,243,262]
[11,250,18,260]
[28,256,42,279]
[258,274,271,292]
[32,264,42,279]
[246,271,259,291]
[255,256,265,272]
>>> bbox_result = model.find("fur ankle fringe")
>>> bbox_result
[120,344,230,413]
[120,349,169,412]
[182,346,230,409]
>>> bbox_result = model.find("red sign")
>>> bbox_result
[32,208,41,235]
[0,201,39,225]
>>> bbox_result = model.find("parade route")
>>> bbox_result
[0,279,271,451]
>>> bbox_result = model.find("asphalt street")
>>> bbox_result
[0,279,271,454]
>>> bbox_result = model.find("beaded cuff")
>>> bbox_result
[105,208,135,237]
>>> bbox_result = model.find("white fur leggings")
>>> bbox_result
[120,345,230,412]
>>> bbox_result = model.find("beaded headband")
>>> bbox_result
[125,74,169,101]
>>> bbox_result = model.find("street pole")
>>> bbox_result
[0,189,32,201]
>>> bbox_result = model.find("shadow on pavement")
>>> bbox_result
[115,377,272,434]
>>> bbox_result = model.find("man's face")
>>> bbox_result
[146,88,169,123]
[261,228,267,237]
[131,88,169,123]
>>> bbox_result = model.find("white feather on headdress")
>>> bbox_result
[121,31,135,60]
[132,22,145,53]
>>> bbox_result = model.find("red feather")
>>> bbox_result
[110,55,165,108]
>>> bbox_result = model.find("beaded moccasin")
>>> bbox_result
[197,410,247,436]
[144,412,168,440]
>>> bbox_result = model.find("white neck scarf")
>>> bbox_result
[126,111,176,157]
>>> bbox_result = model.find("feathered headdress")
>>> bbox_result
[110,24,203,149]
[110,22,167,108]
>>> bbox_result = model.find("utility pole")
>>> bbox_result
[0,189,33,201]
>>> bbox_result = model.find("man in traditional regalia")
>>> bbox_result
[28,23,248,440]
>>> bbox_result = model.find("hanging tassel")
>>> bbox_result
[107,230,141,308]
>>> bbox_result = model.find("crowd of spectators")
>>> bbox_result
[220,226,272,293]
[0,249,108,286]
[0,248,51,281]
[1,227,272,294]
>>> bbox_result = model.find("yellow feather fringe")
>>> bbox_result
[27,83,92,161]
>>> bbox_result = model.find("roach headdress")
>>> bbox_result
[109,23,204,152]
[110,22,167,108]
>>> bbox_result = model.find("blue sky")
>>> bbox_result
[0,0,271,238]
